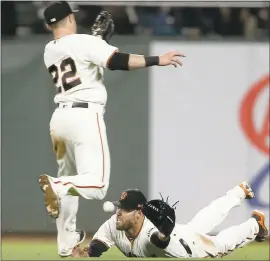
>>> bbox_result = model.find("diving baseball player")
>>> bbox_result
[72,182,268,258]
[40,1,185,257]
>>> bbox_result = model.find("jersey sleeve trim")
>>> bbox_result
[92,238,111,249]
[150,232,171,249]
[88,239,110,257]
[106,48,119,68]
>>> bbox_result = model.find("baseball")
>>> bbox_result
[103,201,115,212]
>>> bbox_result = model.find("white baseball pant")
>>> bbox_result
[49,102,111,256]
[167,185,259,258]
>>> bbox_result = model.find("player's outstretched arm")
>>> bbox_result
[81,34,185,71]
[107,51,185,71]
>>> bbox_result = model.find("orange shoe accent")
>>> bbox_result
[239,182,254,199]
[252,210,268,230]
[252,210,268,242]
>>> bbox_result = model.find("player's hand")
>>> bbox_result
[159,51,185,68]
[72,246,89,257]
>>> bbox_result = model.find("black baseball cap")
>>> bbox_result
[113,189,147,211]
[44,1,79,25]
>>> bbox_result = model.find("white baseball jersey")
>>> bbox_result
[44,34,118,106]
[92,214,193,258]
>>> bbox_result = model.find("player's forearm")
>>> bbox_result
[128,54,159,69]
[150,232,170,249]
[107,52,159,71]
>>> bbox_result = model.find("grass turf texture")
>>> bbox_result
[1,237,269,260]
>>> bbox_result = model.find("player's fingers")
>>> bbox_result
[172,51,185,57]
[173,57,183,66]
[171,61,178,68]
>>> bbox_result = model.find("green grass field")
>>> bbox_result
[1,237,269,260]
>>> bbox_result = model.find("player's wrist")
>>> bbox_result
[158,232,170,241]
[144,56,159,67]
[150,232,171,249]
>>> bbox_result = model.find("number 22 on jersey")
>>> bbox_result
[48,57,82,92]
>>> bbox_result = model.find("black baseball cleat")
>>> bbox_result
[74,230,86,247]
[251,210,268,242]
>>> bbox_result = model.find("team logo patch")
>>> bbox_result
[120,192,127,200]
[239,74,269,155]
[239,74,269,209]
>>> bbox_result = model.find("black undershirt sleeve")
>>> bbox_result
[88,239,110,257]
[150,232,171,249]
[107,52,130,71]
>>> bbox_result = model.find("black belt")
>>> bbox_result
[57,102,88,108]
[179,238,192,256]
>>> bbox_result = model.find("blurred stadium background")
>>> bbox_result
[1,0,269,260]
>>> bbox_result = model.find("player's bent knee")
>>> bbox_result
[67,183,109,200]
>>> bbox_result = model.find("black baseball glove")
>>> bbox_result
[90,11,114,43]
[141,195,178,237]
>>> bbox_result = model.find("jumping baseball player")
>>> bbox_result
[72,182,268,258]
[40,1,185,257]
